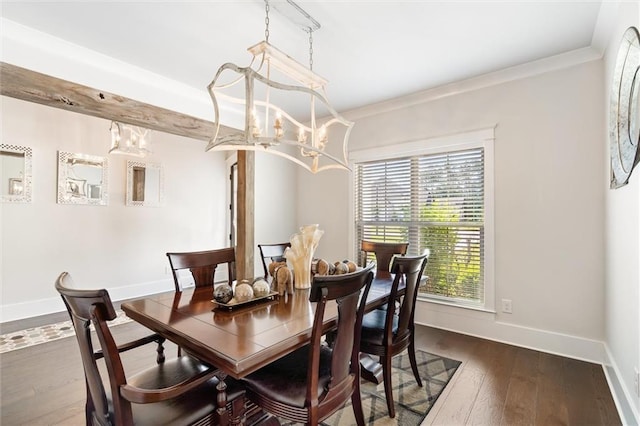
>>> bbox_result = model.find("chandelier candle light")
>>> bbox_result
[109,121,152,158]
[205,0,353,173]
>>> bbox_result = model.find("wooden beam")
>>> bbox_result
[0,62,236,141]
[235,150,255,281]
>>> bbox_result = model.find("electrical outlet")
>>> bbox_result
[634,367,639,397]
[501,299,512,314]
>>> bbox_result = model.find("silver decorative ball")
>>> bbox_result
[252,278,271,298]
[234,283,254,303]
[213,284,233,304]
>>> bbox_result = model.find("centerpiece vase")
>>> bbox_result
[285,224,324,289]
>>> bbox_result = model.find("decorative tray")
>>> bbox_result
[212,291,279,311]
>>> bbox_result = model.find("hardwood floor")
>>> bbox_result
[415,327,621,425]
[0,320,621,425]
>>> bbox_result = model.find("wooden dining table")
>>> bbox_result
[121,275,397,424]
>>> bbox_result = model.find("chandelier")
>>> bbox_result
[109,121,152,158]
[205,0,353,173]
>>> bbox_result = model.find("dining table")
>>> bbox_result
[121,274,398,425]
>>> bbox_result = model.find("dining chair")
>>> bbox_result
[55,272,245,426]
[257,242,291,279]
[166,247,235,291]
[358,254,428,418]
[360,240,409,278]
[241,264,375,425]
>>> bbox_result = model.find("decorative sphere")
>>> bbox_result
[334,262,349,275]
[234,283,254,302]
[213,284,233,304]
[252,278,271,298]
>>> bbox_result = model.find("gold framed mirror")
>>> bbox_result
[126,161,164,207]
[1,143,32,203]
[57,151,108,205]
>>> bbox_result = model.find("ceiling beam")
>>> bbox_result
[0,62,236,142]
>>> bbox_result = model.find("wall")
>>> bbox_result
[0,97,301,322]
[299,57,607,362]
[254,151,298,277]
[603,2,640,424]
[0,96,230,321]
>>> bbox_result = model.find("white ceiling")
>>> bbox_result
[1,0,605,116]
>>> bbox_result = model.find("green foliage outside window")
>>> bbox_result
[418,200,481,301]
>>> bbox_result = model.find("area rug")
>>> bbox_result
[280,350,461,426]
[0,310,132,353]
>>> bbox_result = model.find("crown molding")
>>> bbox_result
[344,46,602,121]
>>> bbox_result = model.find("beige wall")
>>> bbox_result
[0,96,297,321]
[299,58,607,360]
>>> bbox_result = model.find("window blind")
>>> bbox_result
[355,147,485,304]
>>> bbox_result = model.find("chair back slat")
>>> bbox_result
[360,241,408,277]
[55,272,132,426]
[166,248,235,291]
[386,255,428,345]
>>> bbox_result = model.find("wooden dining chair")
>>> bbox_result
[241,264,375,426]
[166,247,235,291]
[55,272,245,426]
[358,254,428,418]
[257,242,291,279]
[360,240,409,278]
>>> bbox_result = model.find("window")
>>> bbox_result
[353,129,494,310]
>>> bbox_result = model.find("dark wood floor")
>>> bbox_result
[0,320,621,425]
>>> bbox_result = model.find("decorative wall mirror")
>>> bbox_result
[57,151,108,205]
[610,26,640,188]
[126,161,164,207]
[1,144,32,203]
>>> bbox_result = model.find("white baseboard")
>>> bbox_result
[0,279,174,323]
[603,345,640,426]
[415,299,605,364]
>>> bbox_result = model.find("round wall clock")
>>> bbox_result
[610,26,640,189]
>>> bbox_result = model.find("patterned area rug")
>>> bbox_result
[0,310,132,353]
[280,350,461,426]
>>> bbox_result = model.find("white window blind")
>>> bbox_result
[355,147,485,305]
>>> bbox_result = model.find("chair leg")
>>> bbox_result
[382,354,395,418]
[156,337,166,364]
[351,376,366,426]
[85,381,95,425]
[408,336,423,387]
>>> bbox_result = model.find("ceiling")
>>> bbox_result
[1,0,605,116]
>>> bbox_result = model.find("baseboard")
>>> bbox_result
[603,345,640,426]
[0,278,174,323]
[414,299,606,364]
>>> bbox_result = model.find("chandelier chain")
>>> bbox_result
[265,0,270,43]
[308,28,313,71]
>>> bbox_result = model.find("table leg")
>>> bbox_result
[216,373,229,426]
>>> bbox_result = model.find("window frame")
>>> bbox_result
[349,127,495,312]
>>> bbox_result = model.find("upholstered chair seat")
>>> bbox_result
[242,345,332,408]
[360,309,399,346]
[122,357,244,426]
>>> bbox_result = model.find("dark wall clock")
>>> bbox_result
[610,26,640,189]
